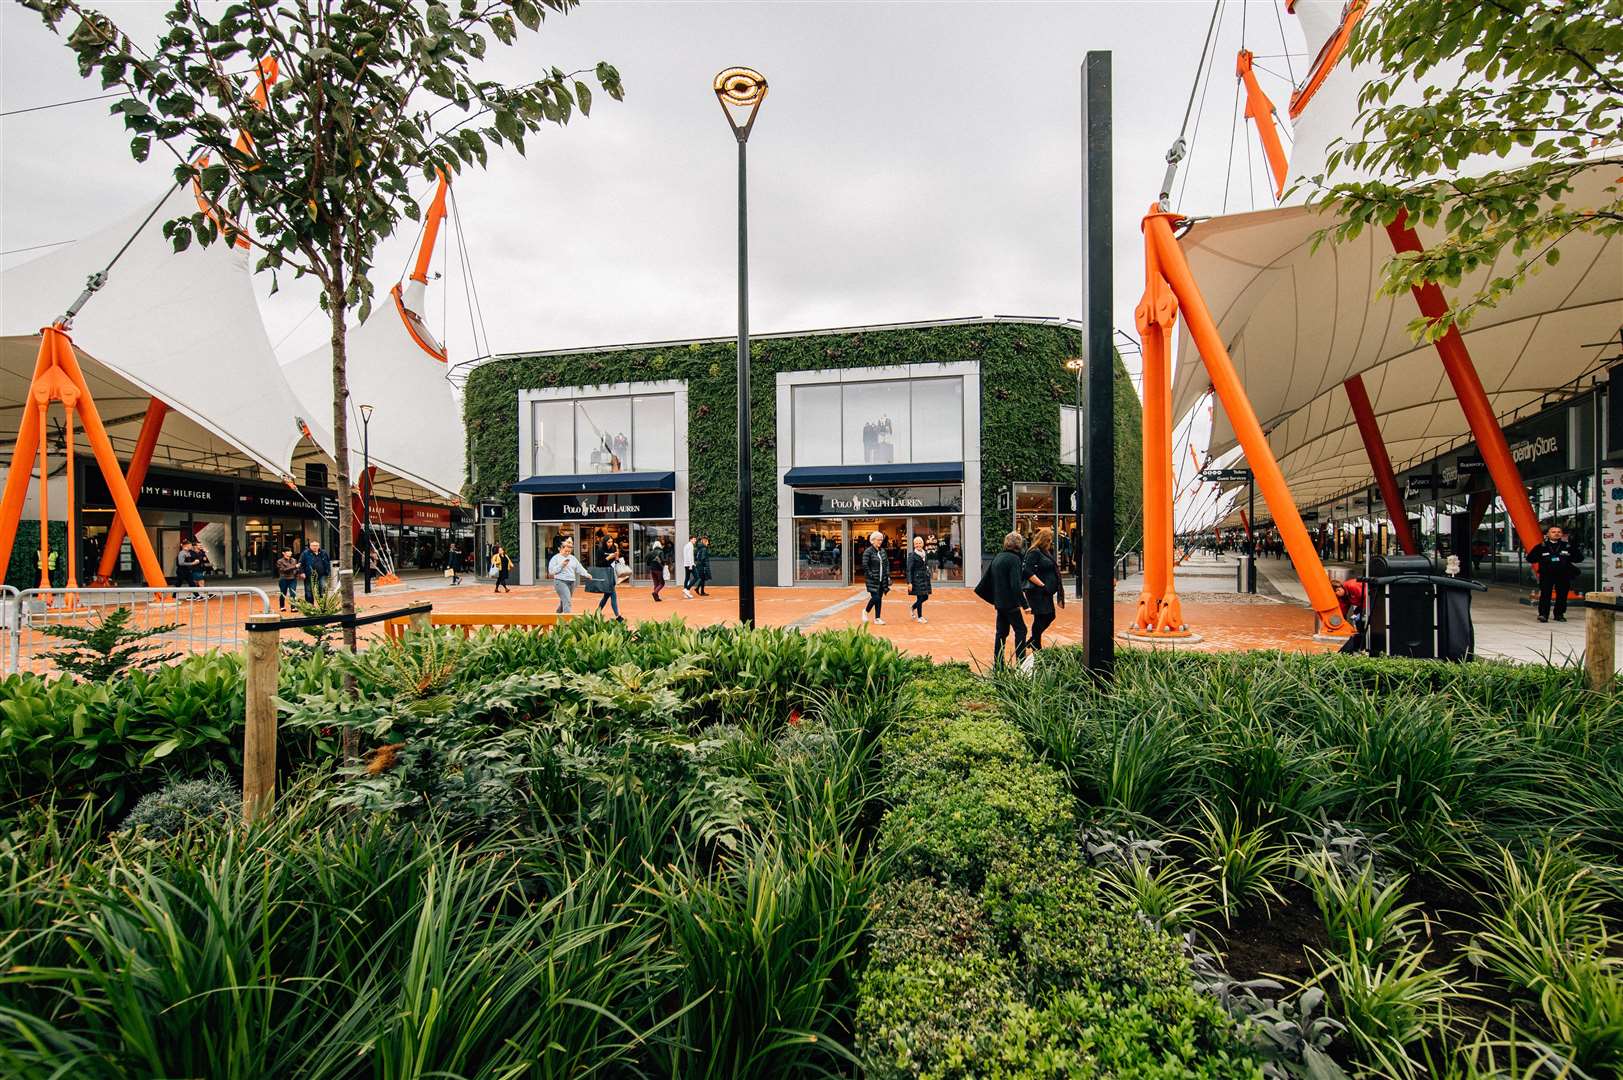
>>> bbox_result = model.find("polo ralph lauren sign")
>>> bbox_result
[792,485,963,517]
[531,492,674,521]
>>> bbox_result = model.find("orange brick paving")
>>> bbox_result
[349,583,1338,663]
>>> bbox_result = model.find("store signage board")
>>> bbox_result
[479,502,506,520]
[532,492,675,521]
[1200,468,1251,483]
[83,470,234,512]
[792,485,963,517]
[238,484,328,518]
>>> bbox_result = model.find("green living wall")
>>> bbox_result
[464,321,1143,562]
[5,521,69,590]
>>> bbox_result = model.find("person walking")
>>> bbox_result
[860,530,890,625]
[1529,523,1579,623]
[694,537,712,596]
[682,535,697,598]
[906,533,933,622]
[275,547,300,611]
[650,539,667,602]
[595,538,626,621]
[491,546,513,593]
[975,531,1029,667]
[547,536,587,613]
[448,547,463,586]
[1022,527,1065,653]
[298,540,331,602]
[175,539,199,589]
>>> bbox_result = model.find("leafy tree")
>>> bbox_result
[38,605,180,680]
[1311,0,1621,340]
[25,0,623,752]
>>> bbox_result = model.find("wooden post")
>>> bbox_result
[408,608,431,632]
[243,614,280,822]
[1584,593,1617,693]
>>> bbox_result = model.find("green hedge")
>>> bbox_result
[463,321,1143,562]
[854,665,1264,1078]
[5,521,68,590]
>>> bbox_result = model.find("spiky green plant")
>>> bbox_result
[37,606,179,680]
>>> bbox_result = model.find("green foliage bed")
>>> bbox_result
[462,320,1144,560]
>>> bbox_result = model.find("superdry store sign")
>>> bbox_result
[532,492,674,521]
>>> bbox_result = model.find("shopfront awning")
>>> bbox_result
[782,462,964,487]
[512,471,676,495]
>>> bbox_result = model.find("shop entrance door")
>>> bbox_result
[848,517,908,583]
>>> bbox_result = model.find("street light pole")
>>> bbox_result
[1066,357,1084,599]
[359,404,373,595]
[714,67,767,627]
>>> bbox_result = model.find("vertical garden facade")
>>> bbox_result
[463,318,1143,586]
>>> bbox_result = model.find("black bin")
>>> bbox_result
[1366,554,1486,660]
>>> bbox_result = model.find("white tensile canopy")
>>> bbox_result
[1170,0,1623,517]
[284,279,466,500]
[2,185,326,479]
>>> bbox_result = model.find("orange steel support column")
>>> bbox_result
[1236,50,1289,198]
[35,399,50,589]
[1386,214,1543,553]
[1343,373,1417,555]
[0,329,167,589]
[410,174,450,285]
[1146,210,1350,634]
[94,399,169,583]
[63,408,79,590]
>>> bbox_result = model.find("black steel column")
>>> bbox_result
[735,137,756,625]
[361,421,372,594]
[1074,369,1083,598]
[1079,52,1114,676]
[1246,472,1256,593]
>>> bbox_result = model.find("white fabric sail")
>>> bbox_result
[285,285,465,499]
[2,184,320,477]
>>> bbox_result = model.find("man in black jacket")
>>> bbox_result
[1528,523,1579,623]
[976,531,1029,667]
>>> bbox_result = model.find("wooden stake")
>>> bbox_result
[243,614,280,822]
[1584,593,1617,694]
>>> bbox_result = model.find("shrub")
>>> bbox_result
[120,776,239,838]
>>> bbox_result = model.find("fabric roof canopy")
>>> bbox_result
[2,185,320,478]
[285,283,466,500]
[1170,0,1622,517]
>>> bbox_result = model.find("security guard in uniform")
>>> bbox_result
[1528,523,1579,623]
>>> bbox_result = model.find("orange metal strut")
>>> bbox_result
[1385,213,1543,553]
[1144,209,1350,635]
[410,173,450,286]
[93,398,169,584]
[1236,50,1289,198]
[1343,373,1418,555]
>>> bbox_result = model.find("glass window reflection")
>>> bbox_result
[793,385,841,466]
[843,381,911,465]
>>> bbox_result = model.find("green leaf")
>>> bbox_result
[142,737,181,764]
[574,80,592,117]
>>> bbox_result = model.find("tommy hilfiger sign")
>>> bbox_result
[531,492,674,521]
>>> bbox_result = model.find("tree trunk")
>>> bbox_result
[326,257,360,764]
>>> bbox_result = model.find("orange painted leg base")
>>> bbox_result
[1119,629,1205,645]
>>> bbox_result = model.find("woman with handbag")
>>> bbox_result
[1022,527,1065,653]
[596,538,627,621]
[906,533,933,623]
[547,537,587,613]
[649,539,667,602]
[860,530,890,625]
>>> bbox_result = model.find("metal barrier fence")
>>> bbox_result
[3,587,272,676]
[0,586,16,676]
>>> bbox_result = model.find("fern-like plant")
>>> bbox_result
[290,591,343,649]
[38,606,180,680]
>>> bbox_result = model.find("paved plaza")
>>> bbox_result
[343,554,1614,671]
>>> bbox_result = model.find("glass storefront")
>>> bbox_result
[1012,482,1078,573]
[790,485,965,585]
[530,489,678,583]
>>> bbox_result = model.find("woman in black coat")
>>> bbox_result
[975,531,1029,666]
[1022,527,1065,651]
[860,530,890,625]
[694,537,712,596]
[906,534,933,622]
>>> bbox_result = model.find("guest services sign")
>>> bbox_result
[531,492,674,520]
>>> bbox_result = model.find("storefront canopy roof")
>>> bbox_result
[512,470,676,495]
[782,462,965,487]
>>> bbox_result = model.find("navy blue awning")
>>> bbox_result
[782,462,964,487]
[512,471,675,495]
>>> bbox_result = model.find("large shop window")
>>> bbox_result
[532,393,675,476]
[792,376,964,467]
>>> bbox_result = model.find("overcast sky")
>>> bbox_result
[3,0,1306,521]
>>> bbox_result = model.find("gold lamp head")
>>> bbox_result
[714,67,767,141]
[359,403,374,423]
[1064,357,1085,372]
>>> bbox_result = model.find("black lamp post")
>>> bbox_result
[714,67,767,627]
[359,403,373,595]
[1065,356,1084,597]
